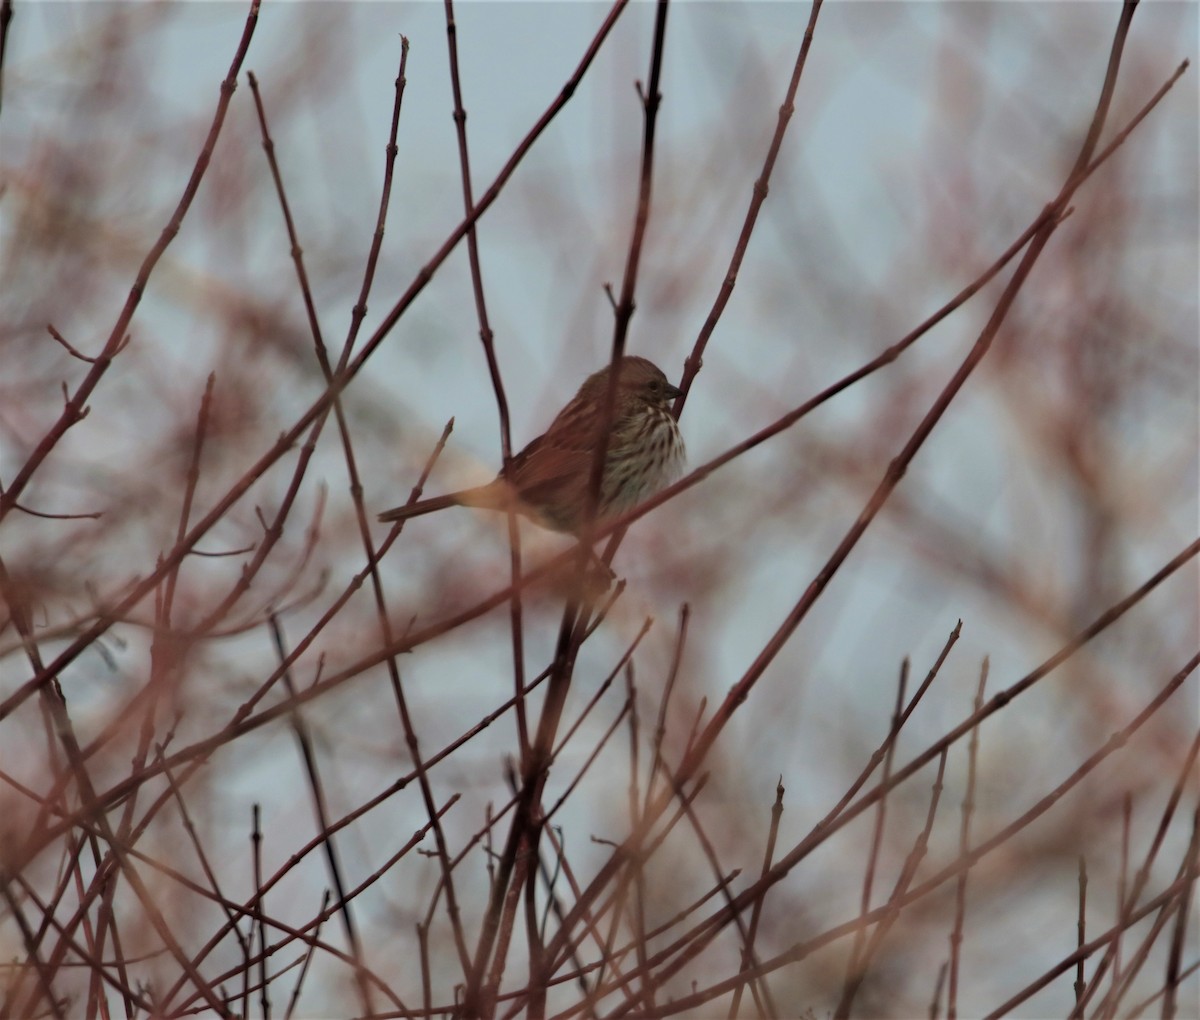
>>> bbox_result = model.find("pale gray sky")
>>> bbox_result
[1,3,1196,1015]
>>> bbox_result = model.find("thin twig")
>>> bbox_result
[1075,725,1200,1015]
[268,615,372,1013]
[728,775,786,1019]
[0,0,261,522]
[843,656,910,996]
[947,658,987,1020]
[0,0,630,726]
[441,0,529,765]
[555,648,1200,1018]
[1076,856,1088,1005]
[675,0,825,405]
[834,751,949,1019]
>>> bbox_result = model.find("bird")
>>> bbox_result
[378,356,686,534]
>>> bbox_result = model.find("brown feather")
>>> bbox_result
[377,356,684,533]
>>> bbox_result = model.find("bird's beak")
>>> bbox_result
[665,382,683,400]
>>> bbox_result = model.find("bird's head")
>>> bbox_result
[586,356,682,410]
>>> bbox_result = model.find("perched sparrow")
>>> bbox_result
[378,356,686,534]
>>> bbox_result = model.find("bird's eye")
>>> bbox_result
[649,379,661,393]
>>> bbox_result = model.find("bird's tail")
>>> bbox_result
[377,491,468,524]
[377,481,511,525]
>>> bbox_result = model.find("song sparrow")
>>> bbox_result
[378,356,686,534]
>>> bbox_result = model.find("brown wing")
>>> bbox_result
[499,386,621,531]
[499,434,592,531]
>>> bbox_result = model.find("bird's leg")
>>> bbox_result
[578,543,614,599]
[545,541,614,603]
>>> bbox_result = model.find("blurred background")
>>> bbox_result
[0,2,1196,1017]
